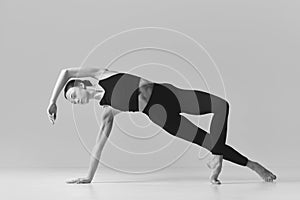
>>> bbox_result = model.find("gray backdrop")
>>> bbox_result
[1,0,299,171]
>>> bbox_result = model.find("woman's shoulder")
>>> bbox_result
[97,69,120,81]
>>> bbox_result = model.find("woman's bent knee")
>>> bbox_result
[211,97,229,114]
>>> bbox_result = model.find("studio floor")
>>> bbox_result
[1,166,299,200]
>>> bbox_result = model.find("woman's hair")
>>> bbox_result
[63,79,93,99]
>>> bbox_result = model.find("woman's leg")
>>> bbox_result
[142,83,276,183]
[165,84,277,175]
[156,83,249,166]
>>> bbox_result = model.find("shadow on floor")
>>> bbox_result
[93,178,300,184]
[93,174,206,183]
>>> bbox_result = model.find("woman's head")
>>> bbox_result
[64,79,93,104]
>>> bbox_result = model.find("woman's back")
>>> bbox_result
[98,72,141,112]
[97,70,154,112]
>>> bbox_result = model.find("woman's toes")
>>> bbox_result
[210,179,221,184]
[264,175,275,182]
[265,171,276,182]
[267,177,273,182]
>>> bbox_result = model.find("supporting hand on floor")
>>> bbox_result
[66,177,92,184]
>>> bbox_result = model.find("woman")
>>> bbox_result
[47,67,277,184]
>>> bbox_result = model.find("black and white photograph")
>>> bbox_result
[1,0,299,199]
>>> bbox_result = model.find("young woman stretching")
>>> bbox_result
[47,67,277,184]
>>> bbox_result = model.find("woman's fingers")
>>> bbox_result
[48,114,55,124]
[66,178,89,184]
[47,104,57,124]
[66,178,79,184]
[66,179,77,184]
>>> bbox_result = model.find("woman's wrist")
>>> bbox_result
[49,100,56,105]
[86,175,93,181]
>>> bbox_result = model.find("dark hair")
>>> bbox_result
[64,79,93,99]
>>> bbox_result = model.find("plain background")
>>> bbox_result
[0,0,299,172]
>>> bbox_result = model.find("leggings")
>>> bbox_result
[142,83,249,166]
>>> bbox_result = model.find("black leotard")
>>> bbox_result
[100,74,248,166]
[98,72,141,112]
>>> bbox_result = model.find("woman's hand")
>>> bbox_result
[47,102,57,125]
[66,177,92,184]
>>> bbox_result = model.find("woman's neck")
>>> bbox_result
[88,84,105,100]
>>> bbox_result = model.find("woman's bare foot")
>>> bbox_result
[207,155,223,184]
[246,160,277,182]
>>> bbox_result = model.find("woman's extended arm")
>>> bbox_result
[49,67,114,104]
[66,107,115,184]
[86,118,114,180]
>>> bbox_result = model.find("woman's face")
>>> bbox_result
[66,86,90,105]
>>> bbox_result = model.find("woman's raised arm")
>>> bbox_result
[47,67,111,124]
[49,69,70,104]
[49,66,105,104]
